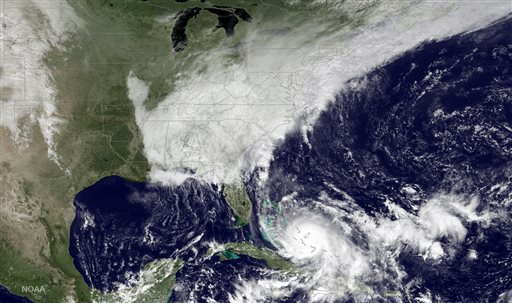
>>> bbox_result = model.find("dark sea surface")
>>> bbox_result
[0,285,33,303]
[69,175,249,292]
[249,15,512,303]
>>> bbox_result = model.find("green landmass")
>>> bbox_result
[222,183,252,226]
[221,242,294,271]
[91,259,182,303]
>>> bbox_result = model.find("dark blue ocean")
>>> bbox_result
[69,176,251,292]
[0,285,33,303]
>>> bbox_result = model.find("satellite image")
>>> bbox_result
[1,0,512,302]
